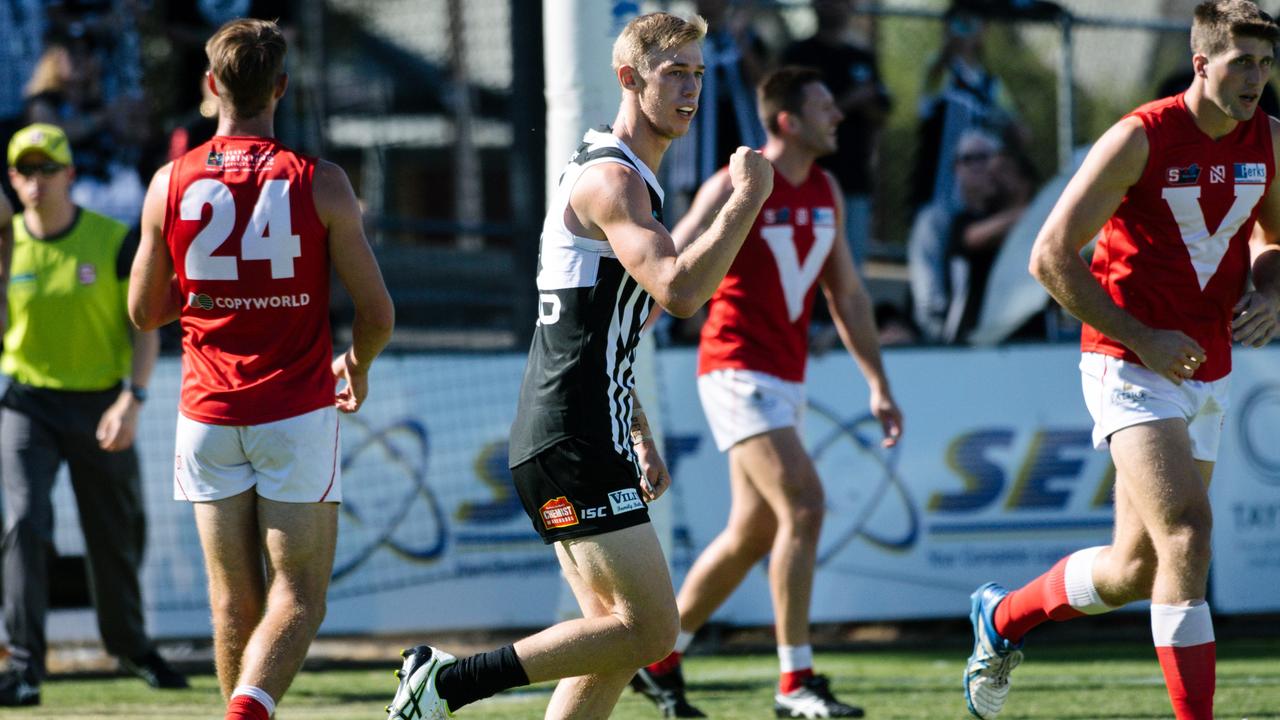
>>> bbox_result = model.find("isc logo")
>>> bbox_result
[581,506,609,519]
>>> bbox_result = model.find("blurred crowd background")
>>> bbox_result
[3,0,1268,352]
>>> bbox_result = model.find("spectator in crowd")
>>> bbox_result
[665,0,769,218]
[0,123,185,708]
[912,4,1024,212]
[908,127,1033,344]
[24,36,147,225]
[0,0,45,206]
[783,0,891,266]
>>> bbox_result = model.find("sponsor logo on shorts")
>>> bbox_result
[581,506,609,519]
[540,496,579,529]
[608,488,644,515]
[1113,383,1148,403]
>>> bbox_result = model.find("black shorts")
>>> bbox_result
[511,436,651,544]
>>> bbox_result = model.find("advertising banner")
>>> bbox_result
[23,345,1279,640]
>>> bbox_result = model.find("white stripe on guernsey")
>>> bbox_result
[1151,602,1215,647]
[231,685,276,717]
[606,279,642,456]
[778,644,814,673]
[1064,545,1113,615]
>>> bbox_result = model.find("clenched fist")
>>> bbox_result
[728,146,773,201]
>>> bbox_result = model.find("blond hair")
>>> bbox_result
[24,45,72,98]
[205,18,287,120]
[1191,0,1279,57]
[611,12,707,75]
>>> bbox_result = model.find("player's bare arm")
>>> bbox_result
[128,164,182,331]
[817,173,902,447]
[574,146,772,317]
[1030,117,1206,384]
[669,167,735,253]
[629,390,670,502]
[1233,116,1280,347]
[315,159,395,413]
[0,192,13,338]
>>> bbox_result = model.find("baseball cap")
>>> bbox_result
[7,123,73,167]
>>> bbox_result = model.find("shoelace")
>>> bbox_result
[986,654,1017,686]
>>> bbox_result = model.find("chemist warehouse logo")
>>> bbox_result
[187,292,312,311]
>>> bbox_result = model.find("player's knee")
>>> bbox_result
[1159,511,1213,566]
[630,601,679,666]
[783,492,825,539]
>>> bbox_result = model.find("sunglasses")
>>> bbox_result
[13,161,66,177]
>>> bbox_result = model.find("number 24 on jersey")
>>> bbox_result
[181,178,301,281]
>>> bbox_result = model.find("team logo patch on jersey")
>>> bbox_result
[206,150,223,169]
[540,496,579,529]
[608,488,644,515]
[77,263,96,285]
[1235,163,1267,184]
[813,207,835,226]
[1166,164,1200,185]
[764,209,776,224]
[187,292,214,310]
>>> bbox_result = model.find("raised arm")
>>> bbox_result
[1029,117,1204,384]
[315,160,395,413]
[1232,116,1280,347]
[818,176,901,447]
[575,146,772,318]
[128,164,181,331]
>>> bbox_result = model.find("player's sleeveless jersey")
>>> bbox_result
[1081,93,1274,381]
[698,164,838,382]
[165,136,334,425]
[508,128,660,467]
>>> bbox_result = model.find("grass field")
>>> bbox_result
[5,638,1278,719]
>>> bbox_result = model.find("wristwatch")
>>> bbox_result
[128,384,148,403]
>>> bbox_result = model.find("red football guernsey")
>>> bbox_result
[1082,94,1274,382]
[698,164,838,382]
[165,136,334,425]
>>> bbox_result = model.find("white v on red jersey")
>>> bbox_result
[165,137,334,425]
[698,165,838,382]
[1082,94,1274,381]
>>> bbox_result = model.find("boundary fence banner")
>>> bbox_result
[20,345,1280,640]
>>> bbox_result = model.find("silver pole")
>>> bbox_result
[1057,13,1075,172]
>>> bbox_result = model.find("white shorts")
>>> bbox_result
[1080,352,1231,462]
[697,368,805,452]
[174,406,341,503]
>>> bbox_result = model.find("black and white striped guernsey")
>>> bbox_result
[508,128,663,467]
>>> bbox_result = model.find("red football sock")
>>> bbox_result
[779,668,814,694]
[994,556,1085,643]
[1152,602,1216,720]
[225,694,271,720]
[1155,644,1215,719]
[645,650,682,676]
